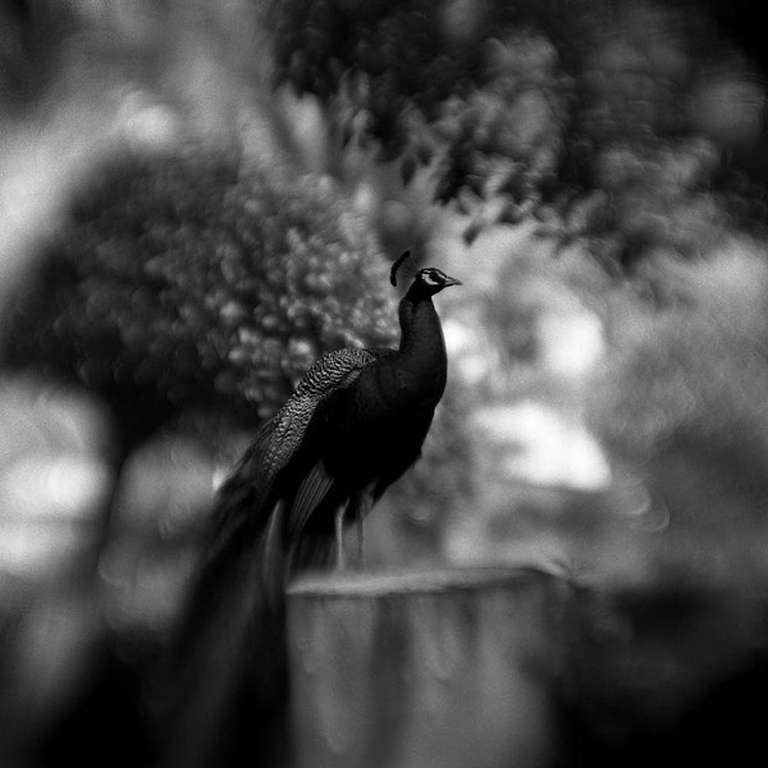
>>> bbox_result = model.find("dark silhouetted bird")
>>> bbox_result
[159,251,460,768]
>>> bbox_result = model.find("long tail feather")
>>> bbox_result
[157,453,290,767]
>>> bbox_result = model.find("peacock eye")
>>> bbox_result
[423,270,440,286]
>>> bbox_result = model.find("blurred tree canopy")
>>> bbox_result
[269,0,767,265]
[2,151,396,448]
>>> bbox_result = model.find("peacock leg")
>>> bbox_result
[347,492,372,569]
[356,513,365,568]
[336,494,371,570]
[334,505,346,570]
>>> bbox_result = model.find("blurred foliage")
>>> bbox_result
[3,150,397,442]
[270,0,562,155]
[269,0,576,221]
[269,0,768,264]
[587,241,768,543]
[0,0,69,108]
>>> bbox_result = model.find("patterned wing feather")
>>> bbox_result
[208,346,393,548]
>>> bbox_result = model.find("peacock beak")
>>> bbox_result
[442,275,462,287]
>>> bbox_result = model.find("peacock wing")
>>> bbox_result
[209,346,393,546]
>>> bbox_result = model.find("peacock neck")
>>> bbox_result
[397,290,447,393]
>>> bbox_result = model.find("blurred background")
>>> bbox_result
[3,0,768,765]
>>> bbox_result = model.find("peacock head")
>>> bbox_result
[390,250,462,296]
